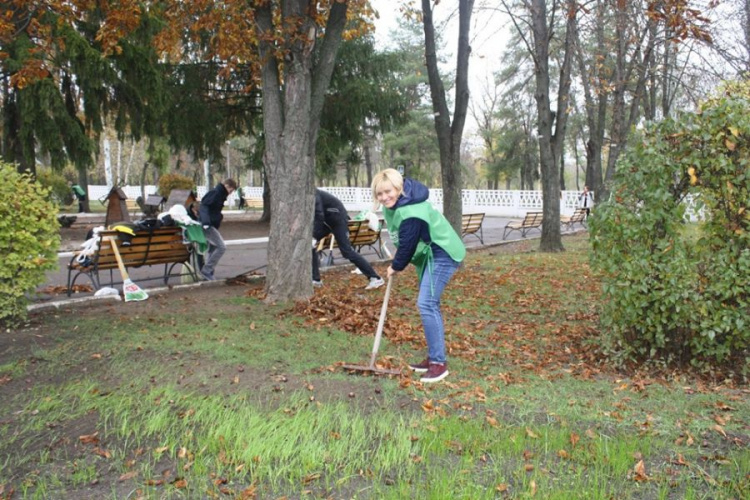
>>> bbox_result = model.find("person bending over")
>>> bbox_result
[312,188,384,290]
[371,169,465,383]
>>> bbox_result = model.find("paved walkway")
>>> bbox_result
[38,213,582,302]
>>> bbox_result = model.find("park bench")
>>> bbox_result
[560,207,588,231]
[461,213,485,244]
[317,219,385,266]
[125,199,139,215]
[503,211,544,240]
[243,197,264,210]
[66,226,197,296]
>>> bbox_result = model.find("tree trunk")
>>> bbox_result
[530,0,572,253]
[421,0,474,234]
[256,0,348,302]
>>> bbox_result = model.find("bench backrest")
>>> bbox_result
[462,213,485,234]
[319,219,381,250]
[93,227,190,269]
[569,208,587,222]
[522,211,544,226]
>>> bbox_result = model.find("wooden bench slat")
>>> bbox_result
[317,219,384,266]
[461,213,485,244]
[67,226,196,295]
[560,207,588,230]
[503,211,544,240]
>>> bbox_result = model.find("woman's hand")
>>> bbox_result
[386,266,397,278]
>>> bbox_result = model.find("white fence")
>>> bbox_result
[87,185,585,217]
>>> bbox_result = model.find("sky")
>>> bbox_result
[367,0,510,143]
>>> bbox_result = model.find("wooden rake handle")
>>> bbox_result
[106,236,130,281]
[368,275,393,368]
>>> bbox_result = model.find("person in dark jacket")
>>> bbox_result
[371,169,465,383]
[198,178,237,280]
[312,189,385,290]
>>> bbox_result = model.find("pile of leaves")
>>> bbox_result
[293,255,608,385]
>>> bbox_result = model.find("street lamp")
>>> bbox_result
[226,140,231,179]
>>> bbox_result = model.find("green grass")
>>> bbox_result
[0,234,747,499]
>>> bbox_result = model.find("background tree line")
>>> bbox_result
[1,0,745,300]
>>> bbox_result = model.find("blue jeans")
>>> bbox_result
[201,226,226,275]
[417,252,460,364]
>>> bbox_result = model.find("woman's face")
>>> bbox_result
[375,180,401,209]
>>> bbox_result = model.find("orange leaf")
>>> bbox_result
[79,432,99,444]
[118,471,138,481]
[633,460,648,481]
[570,432,580,447]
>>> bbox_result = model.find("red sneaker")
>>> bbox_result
[409,358,430,373]
[420,362,449,383]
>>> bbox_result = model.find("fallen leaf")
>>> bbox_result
[301,473,321,484]
[118,471,138,481]
[633,460,649,481]
[570,432,580,447]
[525,427,539,439]
[79,432,99,444]
[713,424,727,438]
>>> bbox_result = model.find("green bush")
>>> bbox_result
[158,173,195,200]
[589,81,750,372]
[0,163,61,327]
[36,168,73,206]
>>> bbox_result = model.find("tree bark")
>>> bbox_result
[256,0,348,302]
[421,0,474,234]
[529,0,574,253]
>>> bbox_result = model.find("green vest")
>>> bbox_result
[384,201,465,279]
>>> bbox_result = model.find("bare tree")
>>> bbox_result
[502,0,576,252]
[421,0,475,233]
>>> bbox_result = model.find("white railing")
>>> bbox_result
[85,185,587,217]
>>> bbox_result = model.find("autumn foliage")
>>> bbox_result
[589,81,750,372]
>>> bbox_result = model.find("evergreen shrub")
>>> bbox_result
[158,173,195,199]
[0,163,61,327]
[589,82,750,373]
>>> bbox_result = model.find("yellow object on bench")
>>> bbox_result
[67,227,197,296]
[317,219,384,266]
[503,211,544,240]
[461,213,485,244]
[560,207,588,230]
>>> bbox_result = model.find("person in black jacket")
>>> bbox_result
[312,189,384,289]
[198,178,237,280]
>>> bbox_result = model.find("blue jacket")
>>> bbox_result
[199,183,229,229]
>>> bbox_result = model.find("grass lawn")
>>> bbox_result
[0,234,747,499]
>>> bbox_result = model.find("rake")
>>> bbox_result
[342,275,401,375]
[107,236,148,302]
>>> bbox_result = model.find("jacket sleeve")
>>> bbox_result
[391,218,425,271]
[199,189,217,226]
[314,191,324,222]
